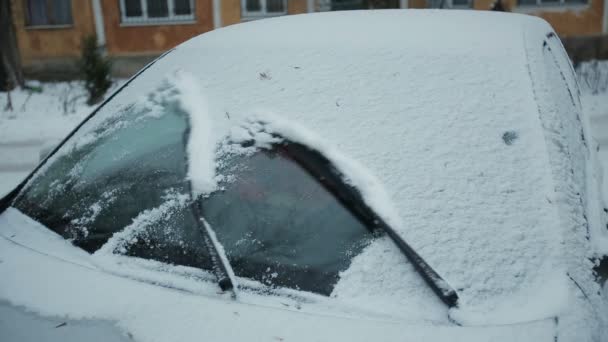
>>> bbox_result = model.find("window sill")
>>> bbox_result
[24,24,74,30]
[119,20,197,27]
[514,3,589,13]
[241,13,287,21]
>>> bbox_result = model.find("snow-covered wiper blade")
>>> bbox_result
[282,142,459,308]
[190,201,236,295]
[190,137,458,307]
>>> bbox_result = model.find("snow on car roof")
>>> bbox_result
[148,9,563,319]
[0,9,603,340]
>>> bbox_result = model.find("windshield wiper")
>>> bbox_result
[281,141,459,308]
[190,201,236,295]
[186,136,458,307]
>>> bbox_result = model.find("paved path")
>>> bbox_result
[0,140,42,197]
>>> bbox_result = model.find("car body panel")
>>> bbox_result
[0,210,556,342]
[0,10,605,341]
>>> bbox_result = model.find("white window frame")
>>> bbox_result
[446,0,473,9]
[427,0,472,8]
[443,0,473,8]
[119,0,195,26]
[517,0,587,6]
[241,0,288,19]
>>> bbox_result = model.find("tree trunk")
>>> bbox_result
[0,0,24,91]
[4,89,13,112]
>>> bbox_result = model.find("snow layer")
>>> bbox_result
[96,191,190,256]
[170,72,218,195]
[522,23,606,341]
[0,301,131,342]
[0,10,605,341]
[0,208,556,342]
[579,61,608,205]
[146,9,594,328]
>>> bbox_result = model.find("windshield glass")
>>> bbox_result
[12,85,206,259]
[201,143,377,295]
[6,76,456,308]
[10,83,380,296]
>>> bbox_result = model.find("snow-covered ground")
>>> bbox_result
[578,61,608,205]
[0,81,124,197]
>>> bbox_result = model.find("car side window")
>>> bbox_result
[13,88,209,269]
[200,142,378,295]
[545,34,579,106]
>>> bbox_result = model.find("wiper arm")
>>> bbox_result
[281,142,459,308]
[190,201,237,297]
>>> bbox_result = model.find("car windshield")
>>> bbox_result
[4,74,457,307]
[7,82,379,297]
[201,143,377,295]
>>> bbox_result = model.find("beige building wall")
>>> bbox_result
[12,0,214,78]
[289,0,309,13]
[516,0,605,37]
[9,0,607,78]
[101,0,214,56]
[221,0,242,26]
[474,0,605,36]
[408,0,429,8]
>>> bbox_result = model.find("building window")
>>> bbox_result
[328,0,400,9]
[518,0,586,5]
[25,0,73,27]
[448,0,472,7]
[427,0,472,8]
[119,0,195,25]
[331,0,366,10]
[241,0,287,18]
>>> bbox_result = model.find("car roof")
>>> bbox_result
[123,9,562,314]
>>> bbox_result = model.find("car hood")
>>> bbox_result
[0,210,556,342]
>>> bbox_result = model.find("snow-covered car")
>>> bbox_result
[1,10,607,342]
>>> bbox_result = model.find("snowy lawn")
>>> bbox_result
[584,93,608,202]
[0,81,124,197]
[578,61,608,204]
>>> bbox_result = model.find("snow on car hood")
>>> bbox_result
[0,9,605,341]
[0,209,558,342]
